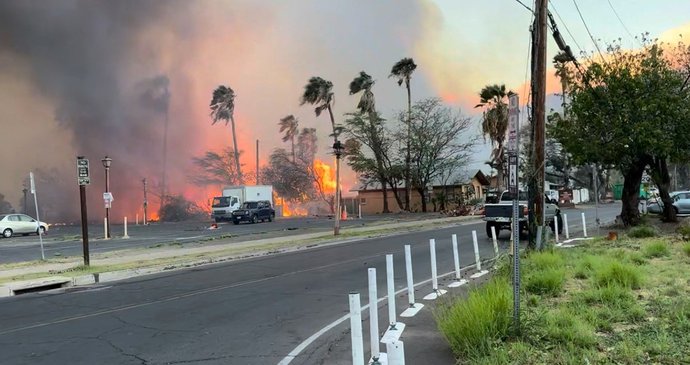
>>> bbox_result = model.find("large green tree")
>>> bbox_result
[551,41,690,225]
[475,84,509,192]
[209,85,243,184]
[390,58,417,211]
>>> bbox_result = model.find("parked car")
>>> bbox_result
[0,214,49,238]
[231,200,275,224]
[647,191,690,215]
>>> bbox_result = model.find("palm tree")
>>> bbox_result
[209,85,243,184]
[279,115,299,163]
[390,58,417,211]
[300,77,341,234]
[349,71,390,213]
[475,84,509,191]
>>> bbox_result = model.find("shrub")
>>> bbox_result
[594,261,642,289]
[642,240,670,258]
[436,278,511,359]
[626,252,647,265]
[525,268,566,296]
[628,225,657,238]
[677,225,690,241]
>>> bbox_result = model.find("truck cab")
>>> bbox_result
[483,190,561,238]
[211,196,240,222]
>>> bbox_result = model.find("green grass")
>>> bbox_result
[642,240,670,258]
[435,232,690,364]
[677,225,690,241]
[593,261,642,289]
[524,268,565,296]
[683,243,690,257]
[435,278,512,359]
[628,225,657,238]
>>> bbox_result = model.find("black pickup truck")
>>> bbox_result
[231,200,275,224]
[483,190,561,238]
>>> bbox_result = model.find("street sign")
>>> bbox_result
[508,94,520,153]
[29,172,36,194]
[103,192,114,209]
[508,155,518,194]
[77,157,90,185]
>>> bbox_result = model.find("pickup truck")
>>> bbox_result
[231,200,276,225]
[483,190,561,238]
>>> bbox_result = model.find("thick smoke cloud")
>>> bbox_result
[0,0,430,222]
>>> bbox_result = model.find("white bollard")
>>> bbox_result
[123,217,130,239]
[359,204,362,219]
[564,213,570,240]
[368,268,381,361]
[401,245,423,317]
[349,293,365,365]
[423,239,446,300]
[448,234,467,288]
[136,213,139,226]
[104,217,109,239]
[491,226,499,257]
[386,254,397,330]
[554,215,559,243]
[386,341,405,365]
[381,254,406,344]
[581,212,588,238]
[470,230,489,278]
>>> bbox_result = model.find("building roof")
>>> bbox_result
[352,170,491,192]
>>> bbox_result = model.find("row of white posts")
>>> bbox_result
[348,231,492,365]
[102,217,131,240]
[348,213,593,364]
[553,212,589,244]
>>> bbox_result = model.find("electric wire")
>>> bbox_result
[548,0,586,58]
[514,0,533,13]
[606,0,640,46]
[572,0,605,62]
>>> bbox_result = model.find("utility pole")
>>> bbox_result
[22,187,28,214]
[530,0,548,244]
[143,178,148,225]
[256,139,260,185]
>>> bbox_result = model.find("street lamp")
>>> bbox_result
[333,140,344,236]
[101,156,112,238]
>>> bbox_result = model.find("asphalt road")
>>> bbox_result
[0,204,620,365]
[0,213,444,264]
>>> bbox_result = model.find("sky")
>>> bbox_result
[0,0,689,221]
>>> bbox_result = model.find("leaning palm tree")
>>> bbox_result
[390,58,417,211]
[209,85,243,184]
[475,84,509,191]
[279,115,299,163]
[349,71,390,213]
[300,77,341,233]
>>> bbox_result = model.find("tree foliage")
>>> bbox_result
[209,85,243,184]
[475,84,509,191]
[190,148,244,186]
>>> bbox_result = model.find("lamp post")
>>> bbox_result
[333,140,344,236]
[101,156,112,238]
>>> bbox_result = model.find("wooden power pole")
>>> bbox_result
[529,0,548,246]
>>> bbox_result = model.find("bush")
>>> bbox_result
[594,261,642,289]
[683,243,690,257]
[436,278,511,359]
[642,240,670,258]
[525,268,566,296]
[628,225,657,238]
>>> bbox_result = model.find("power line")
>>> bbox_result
[514,0,533,13]
[572,0,605,62]
[606,0,640,46]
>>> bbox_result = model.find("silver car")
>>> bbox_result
[647,191,690,215]
[0,214,49,238]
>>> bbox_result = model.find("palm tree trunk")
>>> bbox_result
[405,80,412,211]
[291,137,296,163]
[230,115,244,184]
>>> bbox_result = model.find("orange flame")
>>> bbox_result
[281,202,308,217]
[313,159,336,194]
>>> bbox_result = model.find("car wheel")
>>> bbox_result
[674,206,679,215]
[251,215,258,224]
[215,218,222,223]
[485,222,495,238]
[268,214,273,222]
[233,220,239,225]
[36,226,46,235]
[2,228,12,238]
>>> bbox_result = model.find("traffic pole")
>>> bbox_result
[80,185,90,266]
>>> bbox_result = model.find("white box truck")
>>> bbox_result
[211,185,273,222]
